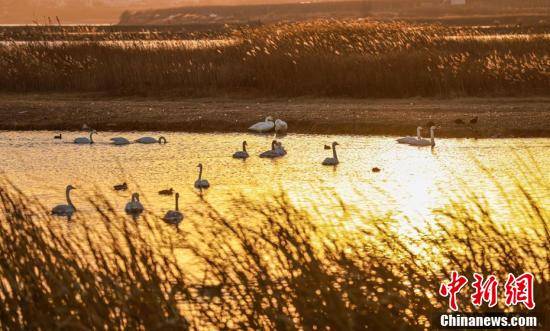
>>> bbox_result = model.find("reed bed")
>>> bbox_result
[0,170,548,330]
[0,20,548,97]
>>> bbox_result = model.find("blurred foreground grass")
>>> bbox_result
[0,168,548,330]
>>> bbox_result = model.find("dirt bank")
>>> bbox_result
[1,94,549,138]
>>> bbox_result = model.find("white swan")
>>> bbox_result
[163,192,184,225]
[232,141,249,159]
[322,142,339,165]
[397,127,422,144]
[249,116,275,133]
[125,193,144,214]
[51,185,76,216]
[135,136,167,144]
[74,130,97,144]
[194,163,210,189]
[408,126,436,147]
[110,137,131,145]
[275,119,288,133]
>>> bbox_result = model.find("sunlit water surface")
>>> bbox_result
[0,131,548,233]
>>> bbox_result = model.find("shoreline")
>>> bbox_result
[1,94,549,138]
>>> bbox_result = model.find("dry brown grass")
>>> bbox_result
[0,20,548,97]
[0,165,548,329]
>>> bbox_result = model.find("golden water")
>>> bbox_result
[0,131,548,230]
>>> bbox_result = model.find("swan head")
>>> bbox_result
[265,116,274,122]
[430,126,437,132]
[66,185,76,191]
[175,192,180,199]
[131,193,140,201]
[243,141,248,146]
[332,141,339,147]
[197,163,203,169]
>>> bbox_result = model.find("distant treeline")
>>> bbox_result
[118,0,550,25]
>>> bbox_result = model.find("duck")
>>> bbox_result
[51,185,76,217]
[74,130,97,144]
[125,193,144,215]
[114,182,128,191]
[158,188,174,196]
[135,136,167,144]
[372,167,381,173]
[248,116,275,133]
[397,127,422,144]
[110,137,131,145]
[322,142,339,166]
[454,118,465,125]
[163,193,184,225]
[408,126,436,147]
[274,119,288,133]
[194,163,210,189]
[54,133,62,140]
[232,141,249,159]
[470,116,478,125]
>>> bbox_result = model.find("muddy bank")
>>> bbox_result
[1,94,549,138]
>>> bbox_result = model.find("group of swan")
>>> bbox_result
[53,125,439,221]
[248,117,288,133]
[65,130,167,145]
[397,126,437,147]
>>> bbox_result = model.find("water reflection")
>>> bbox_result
[0,131,548,229]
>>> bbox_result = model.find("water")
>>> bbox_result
[0,131,548,229]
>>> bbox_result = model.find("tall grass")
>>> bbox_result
[0,170,548,329]
[0,20,548,97]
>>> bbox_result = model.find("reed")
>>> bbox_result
[0,20,548,97]
[0,166,547,329]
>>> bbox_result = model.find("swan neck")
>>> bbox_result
[66,188,73,207]
[430,129,435,145]
[243,142,247,152]
[175,195,179,211]
[417,128,421,139]
[332,145,338,160]
[198,166,203,181]
[89,131,94,143]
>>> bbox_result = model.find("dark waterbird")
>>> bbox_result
[159,188,174,196]
[54,134,62,140]
[114,183,128,191]
[470,116,478,124]
[454,118,465,125]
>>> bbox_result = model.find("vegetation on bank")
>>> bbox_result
[0,167,548,329]
[0,20,548,97]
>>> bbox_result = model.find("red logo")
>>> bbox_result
[439,272,535,311]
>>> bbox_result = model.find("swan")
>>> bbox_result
[275,119,288,133]
[114,182,128,191]
[397,127,422,144]
[232,141,249,159]
[125,193,144,214]
[322,142,339,166]
[259,140,284,158]
[158,188,174,196]
[110,137,131,146]
[51,185,76,217]
[248,116,275,133]
[274,141,287,156]
[74,130,97,144]
[135,136,167,144]
[194,163,210,189]
[408,126,436,147]
[163,192,184,225]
